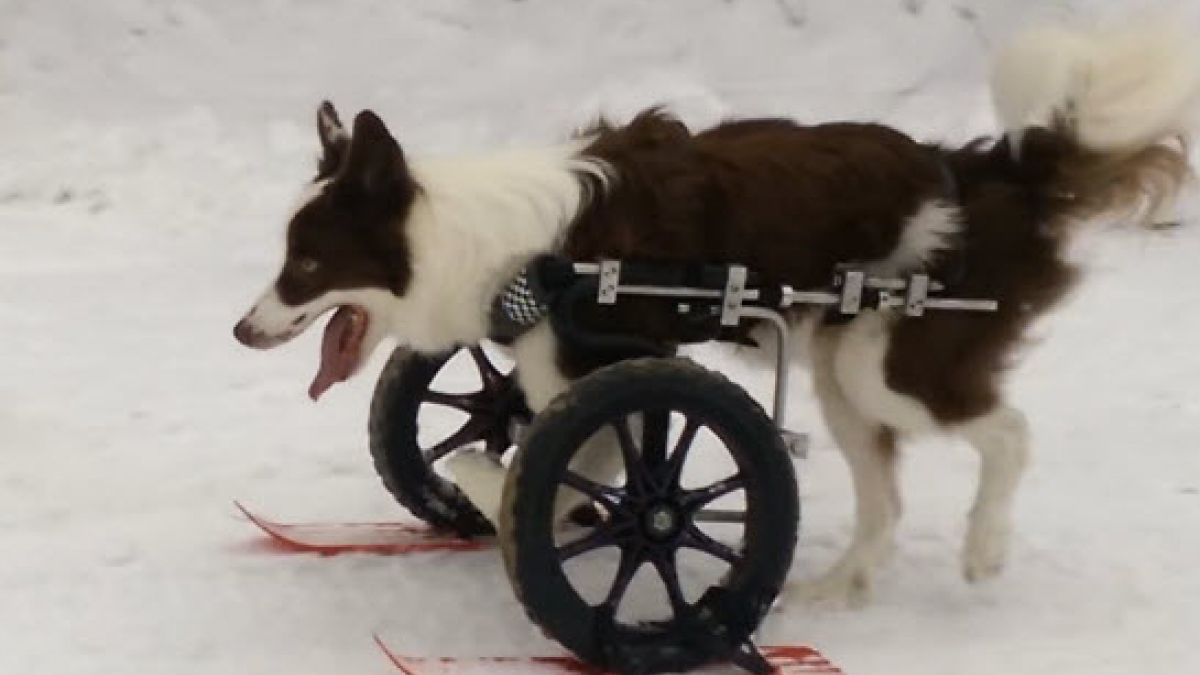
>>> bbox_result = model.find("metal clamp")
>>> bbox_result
[839,269,865,314]
[720,265,749,326]
[597,260,621,305]
[780,430,809,459]
[556,259,998,475]
[817,269,996,316]
[905,273,930,317]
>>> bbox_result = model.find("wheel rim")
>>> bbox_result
[370,343,533,536]
[555,411,749,623]
[503,359,799,674]
[419,346,530,466]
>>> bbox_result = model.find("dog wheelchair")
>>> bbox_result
[368,257,996,675]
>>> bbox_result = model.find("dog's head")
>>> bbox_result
[234,102,416,400]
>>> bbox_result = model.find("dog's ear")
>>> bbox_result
[338,110,408,196]
[316,100,350,178]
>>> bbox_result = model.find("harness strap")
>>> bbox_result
[487,257,563,341]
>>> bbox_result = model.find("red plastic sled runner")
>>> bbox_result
[375,637,844,675]
[235,502,488,554]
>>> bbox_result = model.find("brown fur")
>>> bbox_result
[275,111,417,306]
[887,128,1189,422]
[253,103,1189,427]
[557,111,1189,423]
[568,111,947,284]
[555,110,950,377]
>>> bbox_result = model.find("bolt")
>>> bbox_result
[649,507,676,534]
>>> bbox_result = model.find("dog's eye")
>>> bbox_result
[295,257,320,274]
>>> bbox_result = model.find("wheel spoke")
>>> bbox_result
[664,418,701,490]
[651,551,689,617]
[468,346,506,392]
[602,544,644,610]
[681,524,743,565]
[681,474,745,510]
[484,429,510,457]
[562,471,624,510]
[694,508,746,524]
[612,417,648,494]
[641,410,671,471]
[423,390,486,413]
[424,418,489,463]
[557,521,629,562]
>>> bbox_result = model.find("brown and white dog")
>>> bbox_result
[234,18,1198,605]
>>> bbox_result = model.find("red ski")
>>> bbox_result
[235,502,488,555]
[375,637,844,675]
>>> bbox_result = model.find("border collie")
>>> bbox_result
[233,18,1198,606]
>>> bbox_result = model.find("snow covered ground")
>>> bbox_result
[2,1,1199,674]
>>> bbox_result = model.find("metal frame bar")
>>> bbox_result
[568,259,998,432]
[736,305,792,428]
[611,285,724,299]
[556,259,998,647]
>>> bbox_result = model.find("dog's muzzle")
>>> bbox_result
[233,318,294,349]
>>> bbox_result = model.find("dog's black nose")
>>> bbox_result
[233,319,255,346]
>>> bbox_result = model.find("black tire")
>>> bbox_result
[369,345,529,537]
[500,358,799,675]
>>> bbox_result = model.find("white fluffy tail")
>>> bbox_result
[991,15,1200,153]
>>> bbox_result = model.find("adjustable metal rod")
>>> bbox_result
[866,277,944,292]
[566,262,995,433]
[736,305,791,428]
[876,295,999,313]
[781,288,839,307]
[694,509,746,524]
[921,298,999,311]
[611,285,723,300]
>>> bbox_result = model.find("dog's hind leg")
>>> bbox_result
[513,322,626,522]
[959,404,1029,582]
[449,322,572,527]
[454,322,625,528]
[788,334,901,608]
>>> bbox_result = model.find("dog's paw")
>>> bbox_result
[783,566,874,610]
[963,518,1010,582]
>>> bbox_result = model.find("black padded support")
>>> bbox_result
[589,595,774,675]
[548,279,672,362]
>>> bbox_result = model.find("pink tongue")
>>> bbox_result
[309,306,367,401]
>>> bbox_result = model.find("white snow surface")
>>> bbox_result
[2,1,1199,674]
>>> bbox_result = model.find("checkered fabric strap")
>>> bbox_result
[499,272,548,327]
[488,266,552,340]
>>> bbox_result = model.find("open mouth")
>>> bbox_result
[309,304,369,401]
